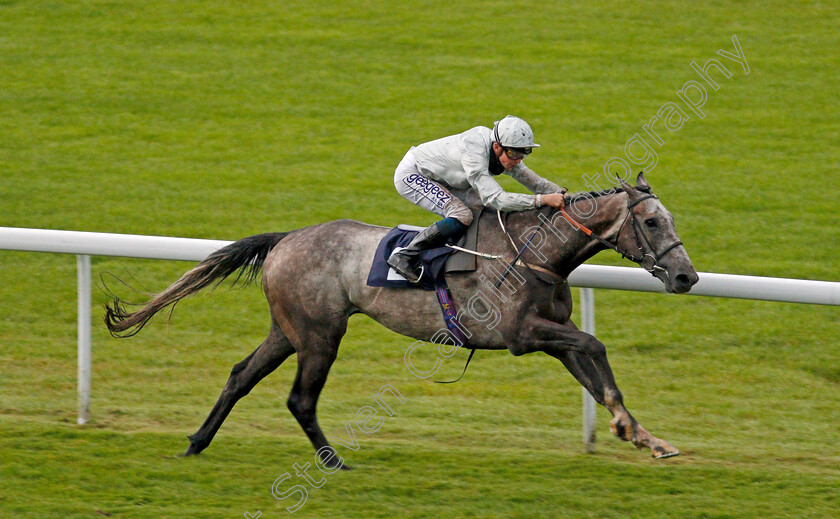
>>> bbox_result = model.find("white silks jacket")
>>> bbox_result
[411,126,563,212]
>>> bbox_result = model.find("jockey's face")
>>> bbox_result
[494,142,521,170]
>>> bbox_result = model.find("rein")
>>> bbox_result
[435,190,683,384]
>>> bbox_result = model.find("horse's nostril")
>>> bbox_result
[675,274,691,286]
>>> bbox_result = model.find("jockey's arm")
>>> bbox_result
[459,130,567,211]
[509,164,567,209]
[462,150,538,212]
[509,164,563,194]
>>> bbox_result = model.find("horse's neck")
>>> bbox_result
[502,191,629,278]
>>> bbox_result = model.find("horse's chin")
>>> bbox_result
[671,283,692,294]
[654,271,678,294]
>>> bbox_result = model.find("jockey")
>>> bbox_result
[388,115,568,283]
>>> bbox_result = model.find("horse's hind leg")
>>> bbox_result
[184,320,294,456]
[285,329,348,470]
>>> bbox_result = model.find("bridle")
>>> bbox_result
[492,190,683,281]
[439,190,683,385]
[557,191,683,275]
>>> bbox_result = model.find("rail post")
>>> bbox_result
[76,254,91,425]
[580,287,596,452]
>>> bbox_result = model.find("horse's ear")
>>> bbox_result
[636,171,651,191]
[617,174,634,195]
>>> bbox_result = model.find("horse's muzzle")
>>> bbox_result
[672,271,699,294]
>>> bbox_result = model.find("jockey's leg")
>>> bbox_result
[390,151,472,283]
[386,217,468,283]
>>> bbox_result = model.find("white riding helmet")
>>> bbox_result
[492,115,540,149]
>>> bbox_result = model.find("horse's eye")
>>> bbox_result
[644,218,658,229]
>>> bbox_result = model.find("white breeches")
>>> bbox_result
[393,149,473,226]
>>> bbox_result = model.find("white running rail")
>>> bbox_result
[2,227,838,450]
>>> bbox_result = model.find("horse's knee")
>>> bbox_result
[583,337,607,358]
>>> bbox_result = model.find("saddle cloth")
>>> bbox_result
[366,209,481,291]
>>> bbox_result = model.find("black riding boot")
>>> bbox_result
[387,223,449,284]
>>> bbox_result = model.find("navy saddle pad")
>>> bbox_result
[366,225,455,291]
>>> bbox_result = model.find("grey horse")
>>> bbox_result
[105,172,698,466]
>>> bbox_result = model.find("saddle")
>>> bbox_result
[366,208,481,291]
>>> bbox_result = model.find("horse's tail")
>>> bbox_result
[104,232,292,338]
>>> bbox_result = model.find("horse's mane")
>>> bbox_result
[466,185,643,215]
[565,187,621,204]
[565,183,650,205]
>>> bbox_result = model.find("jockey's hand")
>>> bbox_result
[541,192,566,209]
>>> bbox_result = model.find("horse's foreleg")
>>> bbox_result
[184,322,294,456]
[543,321,606,404]
[554,350,606,404]
[524,316,679,458]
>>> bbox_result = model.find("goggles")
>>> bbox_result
[503,147,532,161]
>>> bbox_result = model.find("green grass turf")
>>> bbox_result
[1,1,838,517]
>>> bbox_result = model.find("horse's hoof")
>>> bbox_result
[322,458,351,471]
[652,445,680,459]
[180,448,200,457]
[182,439,203,457]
